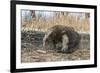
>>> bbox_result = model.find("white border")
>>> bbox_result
[16,5,94,69]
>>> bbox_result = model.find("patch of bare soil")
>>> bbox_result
[21,48,90,63]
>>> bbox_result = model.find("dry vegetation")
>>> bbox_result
[21,48,90,62]
[22,11,90,32]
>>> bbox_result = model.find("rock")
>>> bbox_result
[37,50,47,54]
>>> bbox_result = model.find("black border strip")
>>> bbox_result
[94,6,97,67]
[15,64,96,72]
[10,1,16,72]
[15,0,96,9]
[10,0,97,73]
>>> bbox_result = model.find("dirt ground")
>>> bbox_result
[21,31,90,63]
[21,48,90,63]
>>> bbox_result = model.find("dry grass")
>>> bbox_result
[21,12,90,32]
[21,48,90,63]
